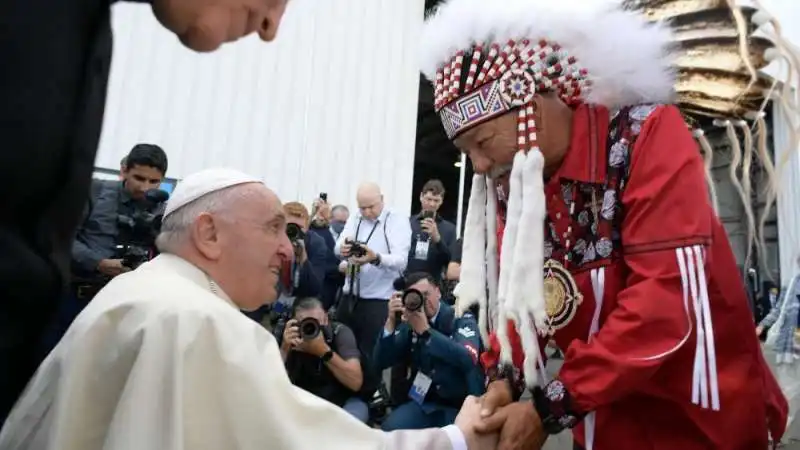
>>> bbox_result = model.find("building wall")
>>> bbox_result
[773,102,800,286]
[705,131,780,280]
[97,0,424,215]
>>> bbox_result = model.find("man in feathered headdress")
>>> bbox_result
[421,0,790,449]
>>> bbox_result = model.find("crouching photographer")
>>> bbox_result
[278,297,370,423]
[374,272,484,431]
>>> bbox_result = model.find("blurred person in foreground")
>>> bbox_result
[421,1,788,449]
[0,0,290,421]
[0,168,496,450]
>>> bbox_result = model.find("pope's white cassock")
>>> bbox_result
[0,247,466,448]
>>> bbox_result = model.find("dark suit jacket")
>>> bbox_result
[308,225,345,309]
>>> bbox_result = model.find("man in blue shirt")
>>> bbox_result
[374,272,484,431]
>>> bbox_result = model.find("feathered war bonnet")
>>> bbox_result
[420,0,676,386]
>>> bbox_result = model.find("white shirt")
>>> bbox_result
[334,207,412,300]
[0,254,465,450]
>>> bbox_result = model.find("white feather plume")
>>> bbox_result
[420,0,676,109]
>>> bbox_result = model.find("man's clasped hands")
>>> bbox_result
[455,380,548,450]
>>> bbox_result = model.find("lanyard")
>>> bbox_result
[354,217,380,245]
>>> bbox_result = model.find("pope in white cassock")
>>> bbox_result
[0,169,496,450]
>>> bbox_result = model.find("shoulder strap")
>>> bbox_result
[383,211,392,254]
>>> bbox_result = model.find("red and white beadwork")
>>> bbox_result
[433,39,590,140]
[499,69,536,107]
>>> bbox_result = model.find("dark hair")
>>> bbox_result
[421,179,445,197]
[126,143,168,175]
[292,297,324,315]
[403,272,438,289]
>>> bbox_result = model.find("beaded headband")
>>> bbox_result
[434,39,590,145]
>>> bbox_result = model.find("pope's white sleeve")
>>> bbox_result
[178,309,455,450]
[442,425,468,450]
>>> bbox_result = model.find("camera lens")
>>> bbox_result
[286,223,301,241]
[402,289,424,312]
[298,317,320,340]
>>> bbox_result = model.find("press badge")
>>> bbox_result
[408,372,433,405]
[413,240,430,260]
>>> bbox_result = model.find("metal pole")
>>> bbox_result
[456,153,467,238]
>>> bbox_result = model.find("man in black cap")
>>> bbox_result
[0,0,288,422]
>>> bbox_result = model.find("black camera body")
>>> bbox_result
[286,223,306,243]
[116,189,169,269]
[348,240,368,258]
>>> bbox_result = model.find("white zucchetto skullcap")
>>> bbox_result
[164,168,262,218]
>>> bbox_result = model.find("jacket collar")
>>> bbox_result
[551,103,610,184]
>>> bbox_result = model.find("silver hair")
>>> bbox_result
[155,185,250,254]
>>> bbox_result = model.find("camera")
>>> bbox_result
[116,189,169,269]
[286,223,305,243]
[392,276,425,312]
[420,210,435,221]
[346,238,368,258]
[298,317,321,340]
[319,192,328,202]
[401,289,425,312]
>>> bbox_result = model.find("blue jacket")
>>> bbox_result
[374,302,484,405]
[301,231,328,297]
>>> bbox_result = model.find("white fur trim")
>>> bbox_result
[509,150,548,331]
[485,176,500,336]
[496,152,526,364]
[505,149,547,386]
[421,0,676,108]
[454,174,487,319]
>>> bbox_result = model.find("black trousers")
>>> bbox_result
[340,297,389,358]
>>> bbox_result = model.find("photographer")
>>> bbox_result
[38,144,168,357]
[309,196,347,310]
[71,144,168,283]
[334,182,411,359]
[246,202,324,327]
[374,272,484,431]
[283,202,325,295]
[279,298,369,423]
[407,180,456,283]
